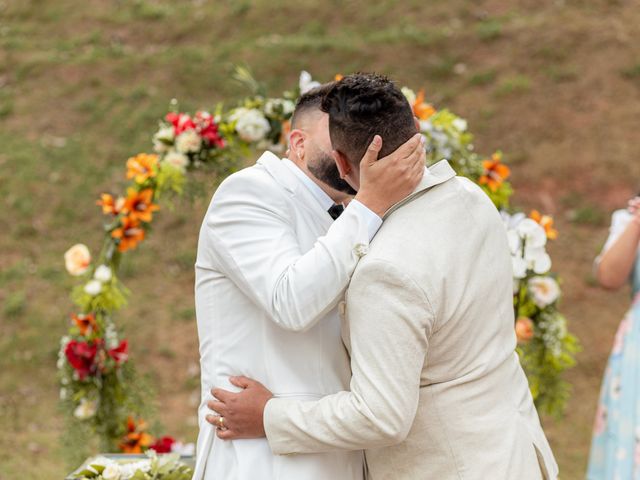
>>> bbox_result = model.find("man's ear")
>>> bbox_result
[288,129,305,161]
[414,116,420,131]
[332,150,351,179]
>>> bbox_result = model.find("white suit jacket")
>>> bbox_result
[265,160,560,480]
[192,151,372,480]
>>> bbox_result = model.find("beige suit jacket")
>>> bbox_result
[264,160,559,479]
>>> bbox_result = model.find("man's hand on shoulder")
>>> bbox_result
[354,133,426,217]
[206,376,274,440]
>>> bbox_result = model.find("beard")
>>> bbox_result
[307,151,357,195]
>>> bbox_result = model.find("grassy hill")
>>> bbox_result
[1,0,640,478]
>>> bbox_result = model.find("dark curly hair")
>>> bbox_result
[320,73,417,164]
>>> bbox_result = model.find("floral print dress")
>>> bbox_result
[588,210,640,479]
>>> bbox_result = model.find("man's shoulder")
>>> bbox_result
[213,160,286,203]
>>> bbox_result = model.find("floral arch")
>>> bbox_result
[58,69,579,461]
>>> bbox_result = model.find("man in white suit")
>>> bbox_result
[206,74,560,479]
[192,82,425,480]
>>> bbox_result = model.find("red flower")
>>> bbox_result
[108,340,129,365]
[165,112,196,136]
[65,339,102,380]
[195,111,225,148]
[149,436,176,453]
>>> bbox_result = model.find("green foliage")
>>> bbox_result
[518,313,581,417]
[71,275,130,314]
[480,181,513,210]
[156,163,186,200]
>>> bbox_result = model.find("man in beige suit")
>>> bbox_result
[205,73,559,479]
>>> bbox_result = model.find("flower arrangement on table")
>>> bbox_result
[70,450,192,480]
[58,69,579,461]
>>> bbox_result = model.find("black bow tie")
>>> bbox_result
[327,204,344,220]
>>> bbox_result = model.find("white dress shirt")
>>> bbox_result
[282,159,382,240]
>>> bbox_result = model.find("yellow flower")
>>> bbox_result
[72,313,97,336]
[412,90,436,120]
[126,154,158,184]
[97,193,125,215]
[111,216,145,252]
[121,188,160,223]
[119,417,155,454]
[479,153,510,193]
[530,210,558,240]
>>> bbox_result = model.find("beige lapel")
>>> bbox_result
[382,160,457,220]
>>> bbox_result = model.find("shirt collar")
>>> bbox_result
[283,159,335,211]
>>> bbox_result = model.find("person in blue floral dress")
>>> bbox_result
[588,195,640,479]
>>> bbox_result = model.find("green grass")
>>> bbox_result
[2,0,640,478]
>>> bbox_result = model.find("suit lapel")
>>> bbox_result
[382,160,456,219]
[257,151,334,230]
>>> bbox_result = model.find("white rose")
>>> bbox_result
[171,441,196,456]
[401,87,416,105]
[162,151,189,172]
[528,276,560,308]
[152,126,174,153]
[264,98,295,117]
[94,265,112,283]
[84,279,102,296]
[175,129,201,154]
[452,118,467,132]
[516,219,547,248]
[73,399,97,420]
[59,388,68,400]
[234,109,271,143]
[299,70,321,94]
[512,256,528,279]
[102,463,121,480]
[64,244,91,276]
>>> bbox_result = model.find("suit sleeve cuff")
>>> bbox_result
[264,397,297,455]
[346,199,383,241]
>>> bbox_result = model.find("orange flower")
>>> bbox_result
[479,153,510,192]
[530,210,558,240]
[334,74,344,81]
[121,188,159,223]
[111,216,145,252]
[515,317,535,344]
[97,193,125,216]
[280,120,291,145]
[412,90,436,120]
[72,313,98,336]
[126,153,158,184]
[119,417,155,454]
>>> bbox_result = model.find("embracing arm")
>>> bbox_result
[264,259,434,452]
[203,175,378,332]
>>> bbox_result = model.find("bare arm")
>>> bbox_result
[597,198,640,290]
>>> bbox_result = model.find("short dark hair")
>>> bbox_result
[320,73,416,164]
[291,82,336,128]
